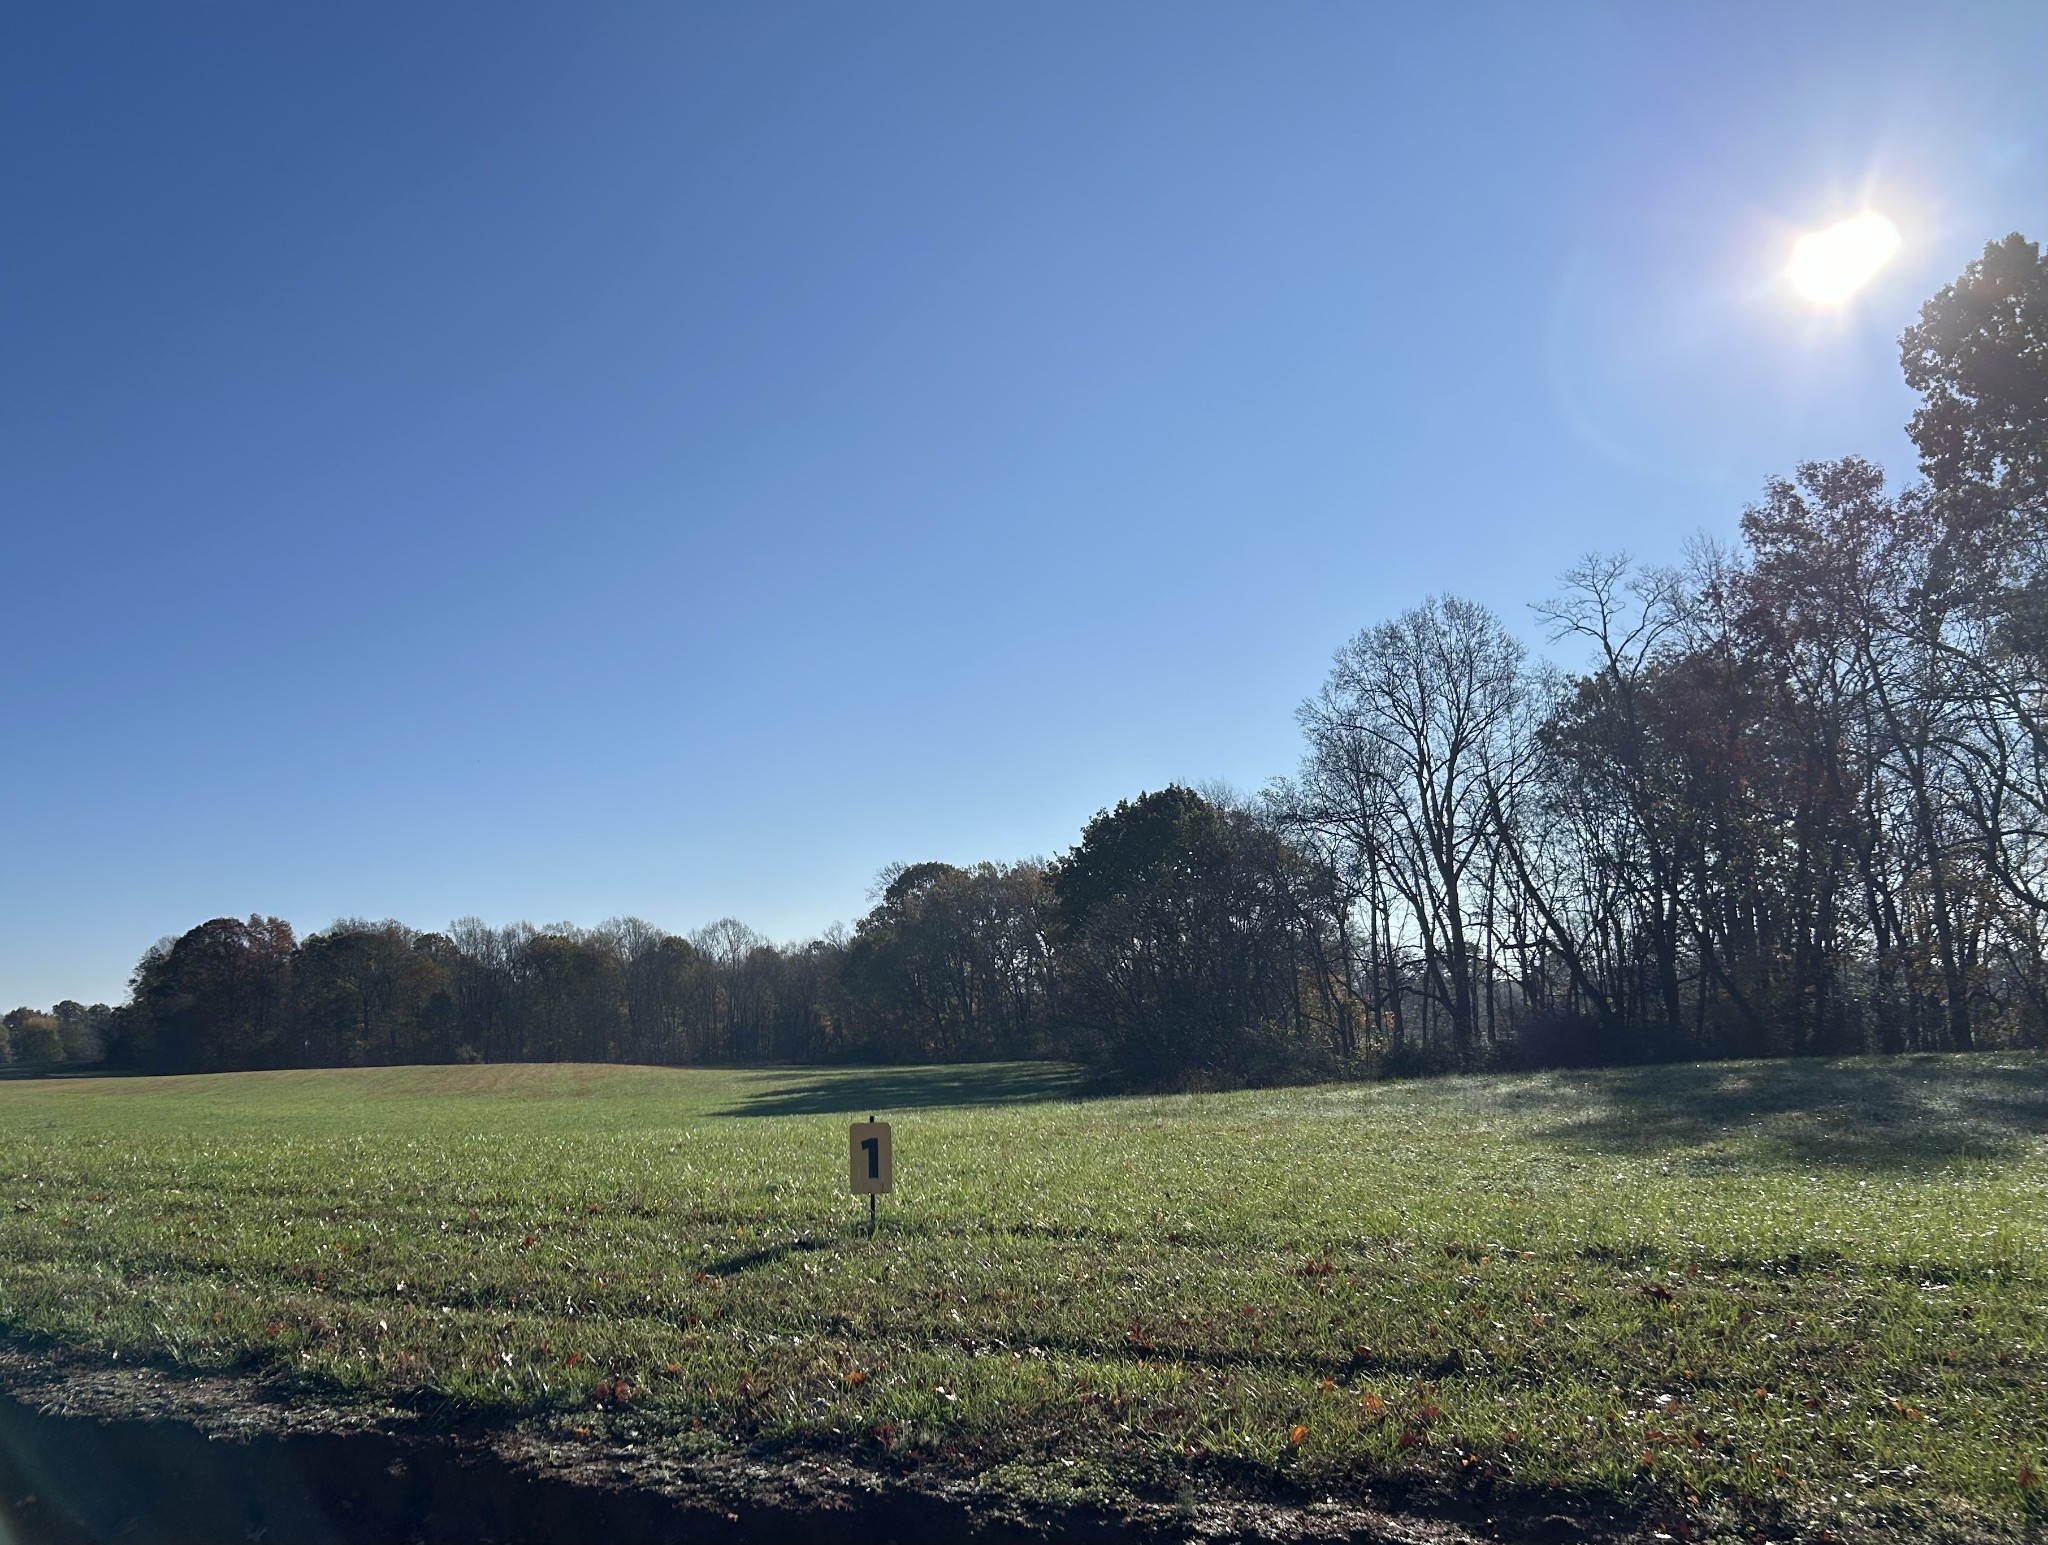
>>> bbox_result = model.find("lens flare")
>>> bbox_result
[1788,213,1902,305]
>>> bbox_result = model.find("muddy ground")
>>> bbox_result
[0,1347,1650,1544]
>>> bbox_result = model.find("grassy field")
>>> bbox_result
[0,1055,2041,1542]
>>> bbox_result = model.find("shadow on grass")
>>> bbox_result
[1513,1053,2048,1172]
[716,1061,1089,1118]
[701,1237,828,1278]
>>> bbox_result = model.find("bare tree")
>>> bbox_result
[1296,596,1532,1060]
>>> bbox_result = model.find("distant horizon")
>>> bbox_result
[5,3,2042,1008]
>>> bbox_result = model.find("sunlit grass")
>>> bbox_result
[0,1054,2041,1541]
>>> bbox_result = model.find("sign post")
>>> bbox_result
[848,1116,892,1236]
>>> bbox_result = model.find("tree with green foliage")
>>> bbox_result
[113,916,296,1072]
[844,860,1055,1059]
[1902,232,2047,628]
[1901,234,2048,933]
[1052,786,1351,1081]
[1,1009,66,1064]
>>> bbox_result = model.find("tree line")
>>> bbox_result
[9,235,2042,1084]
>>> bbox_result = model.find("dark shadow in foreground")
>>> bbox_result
[0,1382,1124,1545]
[0,1375,1651,1545]
[1507,1052,2048,1173]
[716,1061,1090,1118]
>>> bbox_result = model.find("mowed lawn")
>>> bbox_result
[0,1055,2041,1542]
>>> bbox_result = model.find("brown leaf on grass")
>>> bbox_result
[2018,1464,2039,1492]
[1288,1425,1309,1446]
[566,1351,582,1367]
[844,1369,867,1385]
[1297,1260,1336,1277]
[1397,1431,1420,1449]
[1360,1392,1385,1414]
[1317,1378,1338,1392]
[518,1235,537,1251]
[1418,1403,1442,1424]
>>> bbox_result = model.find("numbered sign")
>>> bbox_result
[849,1121,893,1195]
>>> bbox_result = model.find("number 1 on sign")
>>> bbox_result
[849,1120,891,1238]
[849,1121,892,1196]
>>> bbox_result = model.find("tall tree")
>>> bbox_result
[1053,786,1345,1080]
[118,916,296,1071]
[1296,597,1532,1058]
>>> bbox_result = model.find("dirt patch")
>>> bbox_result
[0,1348,1640,1544]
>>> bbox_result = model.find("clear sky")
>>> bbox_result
[3,3,2042,1008]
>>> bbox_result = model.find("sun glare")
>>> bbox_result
[1788,212,1902,305]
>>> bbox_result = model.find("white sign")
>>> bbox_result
[849,1121,893,1195]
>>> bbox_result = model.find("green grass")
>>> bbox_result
[0,1055,2042,1541]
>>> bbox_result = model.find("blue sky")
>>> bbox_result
[3,3,2042,1007]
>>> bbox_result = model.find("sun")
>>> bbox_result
[1789,212,1902,305]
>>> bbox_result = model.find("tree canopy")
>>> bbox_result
[14,234,2044,1085]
